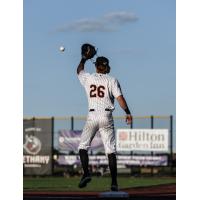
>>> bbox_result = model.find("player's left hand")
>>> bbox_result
[81,43,97,60]
[126,114,133,125]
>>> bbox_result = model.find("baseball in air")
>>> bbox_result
[59,46,65,52]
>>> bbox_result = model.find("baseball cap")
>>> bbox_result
[94,56,110,68]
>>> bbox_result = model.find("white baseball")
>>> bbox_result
[59,46,65,52]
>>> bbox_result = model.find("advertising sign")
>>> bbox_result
[116,129,169,152]
[56,155,168,166]
[23,118,53,175]
[58,130,104,154]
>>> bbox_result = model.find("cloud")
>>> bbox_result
[57,18,115,32]
[57,11,138,33]
[104,11,138,24]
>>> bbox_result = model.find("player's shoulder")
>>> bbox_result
[89,73,118,83]
[78,70,91,77]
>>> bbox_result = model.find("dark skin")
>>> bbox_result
[77,57,133,125]
[77,60,85,74]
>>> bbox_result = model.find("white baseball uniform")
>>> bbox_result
[78,70,122,154]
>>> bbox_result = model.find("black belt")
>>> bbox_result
[89,108,111,112]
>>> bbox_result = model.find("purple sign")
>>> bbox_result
[56,155,168,167]
[58,130,105,154]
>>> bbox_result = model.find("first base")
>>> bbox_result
[99,191,129,198]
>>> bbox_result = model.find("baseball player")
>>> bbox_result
[77,44,132,191]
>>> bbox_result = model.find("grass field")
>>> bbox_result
[24,177,176,192]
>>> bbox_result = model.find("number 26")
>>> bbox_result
[90,85,105,98]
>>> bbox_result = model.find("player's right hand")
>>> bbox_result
[126,114,133,125]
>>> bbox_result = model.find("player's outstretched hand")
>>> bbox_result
[126,114,132,125]
[81,43,97,60]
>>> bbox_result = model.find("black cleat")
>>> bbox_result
[111,184,118,191]
[78,175,91,188]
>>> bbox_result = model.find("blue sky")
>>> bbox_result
[24,0,176,117]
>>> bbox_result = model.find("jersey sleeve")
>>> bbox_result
[112,78,123,98]
[77,70,90,86]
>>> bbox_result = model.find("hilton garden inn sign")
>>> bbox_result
[116,129,169,152]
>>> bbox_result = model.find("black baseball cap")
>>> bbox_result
[94,56,110,68]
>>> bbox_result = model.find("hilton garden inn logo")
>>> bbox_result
[23,135,42,155]
[116,129,169,152]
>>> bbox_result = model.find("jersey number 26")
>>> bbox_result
[90,85,105,98]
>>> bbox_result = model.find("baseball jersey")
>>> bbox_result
[78,70,122,111]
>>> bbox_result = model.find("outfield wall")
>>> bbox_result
[23,115,175,176]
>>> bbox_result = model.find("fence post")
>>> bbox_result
[33,116,35,130]
[130,116,133,156]
[51,117,54,175]
[150,115,154,129]
[150,115,154,176]
[130,116,133,129]
[170,115,173,174]
[71,116,74,131]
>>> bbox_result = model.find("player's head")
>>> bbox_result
[94,56,110,74]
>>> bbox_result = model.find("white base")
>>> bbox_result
[99,191,129,198]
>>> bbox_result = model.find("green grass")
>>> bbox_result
[24,177,176,192]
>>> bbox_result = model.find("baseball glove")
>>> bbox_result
[81,43,97,60]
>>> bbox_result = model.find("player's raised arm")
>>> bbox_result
[77,58,86,74]
[77,43,97,75]
[116,95,133,125]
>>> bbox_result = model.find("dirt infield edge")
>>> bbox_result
[23,183,176,198]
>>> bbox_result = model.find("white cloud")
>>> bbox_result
[57,11,138,33]
[63,18,114,32]
[104,11,138,24]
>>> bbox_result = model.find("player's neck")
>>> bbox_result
[96,70,106,74]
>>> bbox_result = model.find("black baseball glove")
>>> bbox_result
[81,43,97,60]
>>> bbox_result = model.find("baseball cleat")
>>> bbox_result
[111,184,118,191]
[78,175,92,188]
